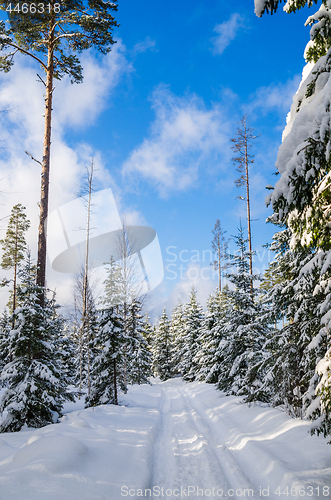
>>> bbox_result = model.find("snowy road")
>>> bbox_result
[0,378,330,500]
[145,379,331,500]
[150,382,254,496]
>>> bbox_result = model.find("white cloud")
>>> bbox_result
[244,76,301,116]
[133,37,157,54]
[54,41,132,129]
[211,14,246,56]
[122,85,231,196]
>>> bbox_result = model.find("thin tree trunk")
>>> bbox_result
[9,217,18,363]
[123,302,127,390]
[79,323,83,395]
[243,124,253,298]
[218,244,221,292]
[113,356,118,405]
[37,16,55,305]
[244,130,253,280]
[82,162,93,398]
[12,220,18,324]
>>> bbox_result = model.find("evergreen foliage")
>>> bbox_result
[313,344,331,441]
[171,301,185,375]
[0,310,11,385]
[72,273,98,393]
[0,204,30,314]
[126,300,152,385]
[253,230,328,417]
[194,288,230,383]
[210,220,230,292]
[102,257,125,307]
[141,312,154,351]
[255,2,331,62]
[86,306,124,407]
[0,254,73,432]
[215,225,268,399]
[152,308,173,381]
[176,288,204,382]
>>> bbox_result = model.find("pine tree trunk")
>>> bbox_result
[37,16,55,305]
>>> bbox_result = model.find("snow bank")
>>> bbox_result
[0,379,330,500]
[0,387,160,500]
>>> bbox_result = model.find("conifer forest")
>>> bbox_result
[0,0,331,498]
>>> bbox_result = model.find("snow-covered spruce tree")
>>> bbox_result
[85,306,125,407]
[255,1,331,67]
[54,321,77,388]
[152,308,173,381]
[298,249,331,429]
[141,312,154,351]
[70,257,101,394]
[252,229,326,414]
[0,254,73,432]
[256,0,331,433]
[126,299,152,385]
[103,256,126,307]
[170,301,185,375]
[0,310,11,385]
[216,225,269,399]
[86,257,126,407]
[72,272,99,395]
[314,345,331,441]
[194,287,231,383]
[176,288,204,382]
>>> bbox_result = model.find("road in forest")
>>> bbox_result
[0,379,330,500]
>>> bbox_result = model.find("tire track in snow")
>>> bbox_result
[149,380,254,499]
[178,384,258,499]
[181,384,331,500]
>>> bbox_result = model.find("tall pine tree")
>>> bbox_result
[0,0,118,298]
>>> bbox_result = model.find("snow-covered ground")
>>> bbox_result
[0,378,330,500]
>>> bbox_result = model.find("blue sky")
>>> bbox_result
[0,0,318,316]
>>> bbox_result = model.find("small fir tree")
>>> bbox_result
[152,308,173,381]
[171,301,185,375]
[176,288,204,382]
[86,256,127,407]
[126,299,152,385]
[210,220,230,292]
[86,306,125,407]
[194,288,230,383]
[141,312,154,351]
